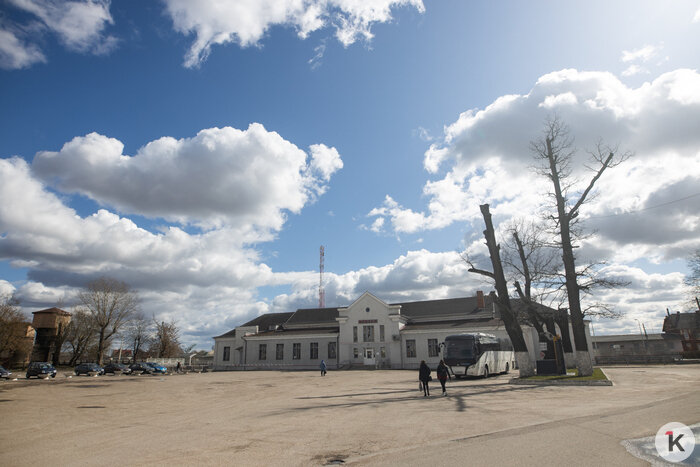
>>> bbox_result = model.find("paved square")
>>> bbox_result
[0,366,698,466]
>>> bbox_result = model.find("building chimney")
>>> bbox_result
[476,290,485,309]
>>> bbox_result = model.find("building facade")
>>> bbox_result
[213,292,592,371]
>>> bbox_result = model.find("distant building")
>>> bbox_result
[213,291,593,371]
[663,310,700,355]
[592,334,683,364]
[30,307,71,365]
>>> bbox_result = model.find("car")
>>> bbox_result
[74,363,105,376]
[144,362,168,374]
[0,365,12,379]
[103,362,131,375]
[129,362,153,374]
[26,362,57,379]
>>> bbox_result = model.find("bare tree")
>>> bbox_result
[464,204,535,377]
[0,294,30,365]
[125,312,152,362]
[151,319,182,358]
[686,249,700,308]
[78,277,138,365]
[62,307,97,365]
[531,117,630,376]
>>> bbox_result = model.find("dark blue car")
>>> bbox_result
[26,362,57,379]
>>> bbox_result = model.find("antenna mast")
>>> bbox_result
[319,245,325,308]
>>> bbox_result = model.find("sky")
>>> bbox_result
[1,0,699,349]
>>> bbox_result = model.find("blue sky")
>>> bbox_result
[1,0,699,348]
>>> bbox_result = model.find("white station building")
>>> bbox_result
[213,291,592,371]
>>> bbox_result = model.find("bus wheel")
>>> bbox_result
[483,366,489,378]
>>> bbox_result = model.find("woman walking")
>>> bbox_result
[437,360,451,396]
[418,360,431,397]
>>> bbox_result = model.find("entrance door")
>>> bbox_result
[363,348,375,366]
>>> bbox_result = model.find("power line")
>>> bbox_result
[586,192,700,219]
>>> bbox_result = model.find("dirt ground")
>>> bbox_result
[0,366,698,466]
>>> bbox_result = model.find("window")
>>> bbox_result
[353,326,358,343]
[406,339,416,358]
[310,342,319,359]
[379,346,386,358]
[353,348,359,359]
[363,325,375,342]
[379,325,385,342]
[223,346,230,361]
[328,342,336,359]
[259,344,267,360]
[428,339,439,357]
[276,343,284,360]
[293,343,301,360]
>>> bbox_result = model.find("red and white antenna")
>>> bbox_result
[319,245,325,308]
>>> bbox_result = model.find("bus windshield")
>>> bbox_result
[445,337,476,362]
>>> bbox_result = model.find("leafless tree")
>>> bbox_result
[150,318,182,358]
[62,307,97,365]
[686,249,700,309]
[531,117,631,376]
[125,312,152,362]
[0,294,30,365]
[78,277,138,365]
[464,204,535,377]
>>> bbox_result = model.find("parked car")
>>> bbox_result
[144,362,168,374]
[74,363,105,376]
[26,362,57,379]
[0,365,11,379]
[129,362,153,374]
[103,363,131,375]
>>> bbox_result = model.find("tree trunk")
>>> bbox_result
[546,136,592,376]
[97,329,106,365]
[479,204,534,377]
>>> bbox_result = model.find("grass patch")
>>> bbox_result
[521,367,608,381]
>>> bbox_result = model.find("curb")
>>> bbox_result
[509,369,613,386]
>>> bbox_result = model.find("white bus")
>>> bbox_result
[443,333,515,378]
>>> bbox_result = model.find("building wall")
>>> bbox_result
[213,293,593,371]
[336,293,403,368]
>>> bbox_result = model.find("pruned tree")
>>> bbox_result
[531,117,631,376]
[151,318,182,358]
[501,222,565,358]
[78,277,138,365]
[464,204,535,377]
[62,307,97,365]
[0,294,30,366]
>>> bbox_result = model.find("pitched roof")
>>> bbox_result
[32,307,71,316]
[285,308,339,327]
[392,296,493,319]
[663,312,700,332]
[241,312,295,329]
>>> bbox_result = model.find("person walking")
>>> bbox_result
[320,359,327,376]
[176,361,182,374]
[437,359,451,396]
[418,360,431,397]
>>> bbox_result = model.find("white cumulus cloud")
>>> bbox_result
[32,124,343,231]
[0,0,117,69]
[162,0,425,67]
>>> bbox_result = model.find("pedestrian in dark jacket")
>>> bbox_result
[320,360,327,376]
[418,360,431,397]
[437,360,451,396]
